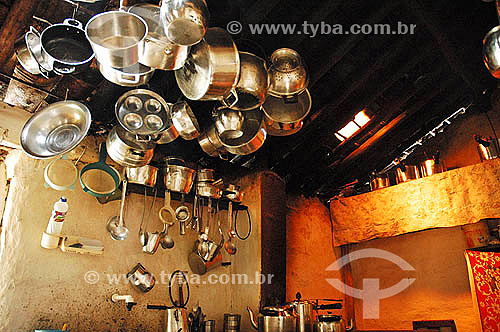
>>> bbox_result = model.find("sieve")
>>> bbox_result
[79,142,121,197]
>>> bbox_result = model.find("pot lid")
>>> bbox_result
[115,125,155,150]
[175,27,239,101]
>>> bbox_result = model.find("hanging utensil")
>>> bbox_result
[219,108,267,155]
[176,194,190,235]
[85,10,148,68]
[224,200,237,255]
[79,142,121,197]
[160,222,175,249]
[171,100,201,140]
[140,187,157,247]
[221,52,269,111]
[106,126,155,168]
[106,179,130,241]
[159,189,177,224]
[159,0,209,46]
[40,18,95,75]
[175,27,240,101]
[267,48,309,100]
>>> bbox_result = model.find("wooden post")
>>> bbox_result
[0,0,39,73]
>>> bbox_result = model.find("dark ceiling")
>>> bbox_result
[1,0,498,200]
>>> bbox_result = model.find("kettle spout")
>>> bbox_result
[246,306,259,330]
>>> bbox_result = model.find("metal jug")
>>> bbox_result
[166,307,188,332]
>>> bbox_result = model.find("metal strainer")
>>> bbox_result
[267,48,309,100]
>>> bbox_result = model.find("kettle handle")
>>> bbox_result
[247,307,259,330]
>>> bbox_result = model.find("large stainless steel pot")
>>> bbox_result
[127,4,189,70]
[313,316,345,332]
[97,61,154,87]
[219,108,267,155]
[163,157,196,193]
[247,307,296,332]
[106,126,155,167]
[85,11,148,68]
[221,52,269,111]
[175,27,240,101]
[40,18,94,75]
[160,0,209,46]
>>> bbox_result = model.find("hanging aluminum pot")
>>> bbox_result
[262,89,311,134]
[175,27,240,101]
[268,48,308,100]
[395,164,420,184]
[219,108,267,155]
[40,18,95,75]
[106,126,155,167]
[221,52,269,111]
[98,61,155,87]
[159,0,210,46]
[85,11,148,68]
[127,4,189,70]
[483,25,500,79]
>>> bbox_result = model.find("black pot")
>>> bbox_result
[40,18,94,75]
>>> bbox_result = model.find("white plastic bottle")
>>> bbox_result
[46,197,69,236]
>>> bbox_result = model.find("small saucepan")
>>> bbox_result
[171,101,200,140]
[40,18,95,75]
[219,108,267,155]
[126,165,158,187]
[106,126,155,168]
[80,142,121,197]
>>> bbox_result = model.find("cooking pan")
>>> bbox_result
[175,27,240,101]
[221,52,269,111]
[198,125,228,159]
[106,126,155,168]
[97,61,155,87]
[262,89,311,132]
[219,108,267,155]
[160,0,209,46]
[127,4,189,70]
[80,142,121,197]
[171,101,200,140]
[85,10,148,68]
[40,18,94,75]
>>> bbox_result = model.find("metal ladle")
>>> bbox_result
[224,200,237,255]
[160,222,175,249]
[107,179,130,241]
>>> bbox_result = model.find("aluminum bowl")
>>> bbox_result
[20,101,91,159]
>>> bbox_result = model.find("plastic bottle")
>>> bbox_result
[46,197,69,235]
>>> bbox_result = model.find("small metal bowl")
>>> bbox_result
[20,101,91,159]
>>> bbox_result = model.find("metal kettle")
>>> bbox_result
[313,315,345,332]
[247,306,297,332]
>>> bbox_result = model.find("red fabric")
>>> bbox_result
[466,251,500,332]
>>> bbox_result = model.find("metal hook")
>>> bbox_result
[64,88,69,101]
[72,3,79,20]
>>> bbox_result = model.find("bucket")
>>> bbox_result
[463,221,489,248]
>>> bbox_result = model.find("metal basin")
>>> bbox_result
[21,101,91,159]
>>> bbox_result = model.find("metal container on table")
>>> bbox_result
[313,315,345,332]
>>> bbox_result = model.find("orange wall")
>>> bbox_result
[286,196,345,317]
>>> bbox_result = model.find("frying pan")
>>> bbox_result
[79,142,121,197]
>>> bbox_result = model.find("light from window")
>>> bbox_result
[335,110,371,142]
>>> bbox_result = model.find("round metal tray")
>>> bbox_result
[115,89,170,135]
